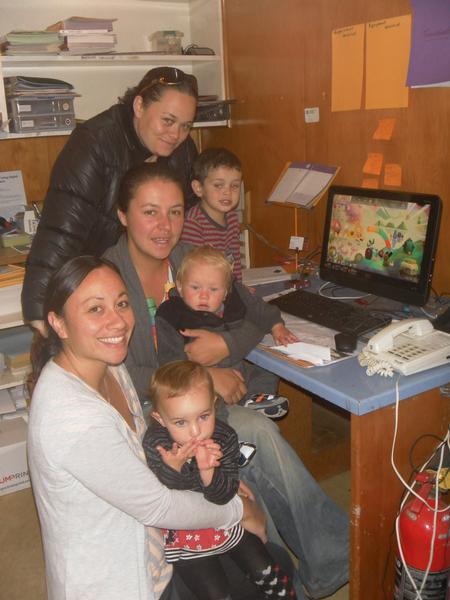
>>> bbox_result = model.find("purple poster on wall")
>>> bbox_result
[407,0,450,87]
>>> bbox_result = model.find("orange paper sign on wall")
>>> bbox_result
[365,15,411,109]
[331,24,365,112]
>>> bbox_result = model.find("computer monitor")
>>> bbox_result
[320,186,442,307]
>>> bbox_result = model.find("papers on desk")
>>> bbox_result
[242,266,292,286]
[260,309,361,367]
[273,342,331,365]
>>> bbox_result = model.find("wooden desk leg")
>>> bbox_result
[350,389,450,599]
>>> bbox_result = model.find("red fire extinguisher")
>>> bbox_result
[394,472,450,599]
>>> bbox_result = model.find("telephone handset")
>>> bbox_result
[359,318,450,376]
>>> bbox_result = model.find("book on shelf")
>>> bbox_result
[47,16,117,32]
[267,161,340,209]
[0,264,25,288]
[59,29,111,35]
[65,33,116,44]
[5,30,61,45]
[2,30,63,55]
[5,76,74,95]
[5,351,30,373]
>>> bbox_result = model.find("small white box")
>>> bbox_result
[0,417,30,496]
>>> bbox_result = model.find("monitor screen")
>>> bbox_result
[320,186,442,307]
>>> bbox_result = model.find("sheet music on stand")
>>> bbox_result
[267,161,340,209]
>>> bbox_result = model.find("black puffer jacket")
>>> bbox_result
[21,102,198,321]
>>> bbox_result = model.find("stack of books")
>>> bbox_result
[5,76,75,97]
[1,30,62,55]
[0,327,33,380]
[47,16,117,55]
[0,265,25,288]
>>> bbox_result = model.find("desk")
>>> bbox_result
[247,346,450,599]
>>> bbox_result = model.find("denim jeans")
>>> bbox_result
[218,401,349,599]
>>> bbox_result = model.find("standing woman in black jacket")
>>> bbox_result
[22,66,199,335]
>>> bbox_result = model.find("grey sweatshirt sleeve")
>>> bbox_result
[216,283,284,363]
[234,281,284,331]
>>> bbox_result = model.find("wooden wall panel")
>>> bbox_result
[202,0,308,265]
[206,0,450,294]
[0,136,67,205]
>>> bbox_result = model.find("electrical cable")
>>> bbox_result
[244,223,292,261]
[390,376,450,599]
[245,223,322,272]
[408,433,446,473]
[317,280,371,301]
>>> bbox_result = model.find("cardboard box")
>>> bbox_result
[0,417,30,496]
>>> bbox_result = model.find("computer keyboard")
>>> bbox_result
[269,288,392,337]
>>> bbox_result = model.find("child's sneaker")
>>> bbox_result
[242,393,289,420]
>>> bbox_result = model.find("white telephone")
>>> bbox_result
[359,318,450,376]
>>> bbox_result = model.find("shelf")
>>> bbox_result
[0,53,222,69]
[0,129,72,140]
[0,368,28,391]
[0,312,24,330]
[1,0,227,131]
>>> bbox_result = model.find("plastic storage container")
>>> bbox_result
[8,113,75,133]
[7,95,76,133]
[149,30,184,54]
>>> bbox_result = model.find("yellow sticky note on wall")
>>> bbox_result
[372,118,396,140]
[363,153,384,176]
[384,163,402,187]
[361,178,379,189]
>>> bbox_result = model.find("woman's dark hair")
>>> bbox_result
[32,256,121,379]
[119,66,198,108]
[193,147,242,183]
[117,162,184,213]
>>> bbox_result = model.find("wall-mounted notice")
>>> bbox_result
[366,15,411,109]
[407,0,450,88]
[331,24,365,112]
[0,171,27,221]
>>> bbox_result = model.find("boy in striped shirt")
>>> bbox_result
[181,147,244,281]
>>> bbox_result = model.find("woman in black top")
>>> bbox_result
[22,66,199,335]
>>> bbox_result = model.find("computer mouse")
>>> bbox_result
[334,332,358,354]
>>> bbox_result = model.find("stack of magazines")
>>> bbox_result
[1,30,62,55]
[5,76,76,96]
[47,16,117,55]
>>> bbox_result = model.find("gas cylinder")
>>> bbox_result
[394,472,450,599]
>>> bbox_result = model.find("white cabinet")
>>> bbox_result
[0,0,227,136]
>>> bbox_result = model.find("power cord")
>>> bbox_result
[317,281,371,301]
[245,223,321,273]
[390,376,450,599]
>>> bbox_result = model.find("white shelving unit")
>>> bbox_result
[0,317,29,393]
[0,0,227,136]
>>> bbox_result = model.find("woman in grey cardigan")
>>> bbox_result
[104,162,349,600]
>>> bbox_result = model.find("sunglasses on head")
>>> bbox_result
[139,67,198,97]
